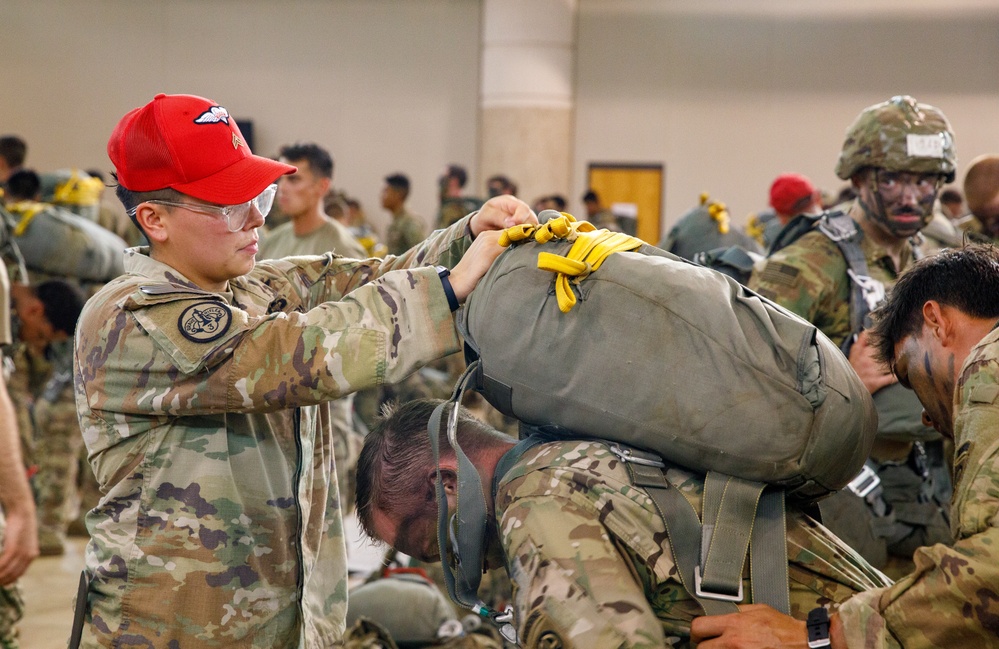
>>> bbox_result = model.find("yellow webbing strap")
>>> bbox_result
[499,213,644,313]
[7,201,47,237]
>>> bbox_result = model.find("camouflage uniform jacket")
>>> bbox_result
[748,218,915,347]
[837,327,999,648]
[73,216,473,648]
[258,218,367,260]
[494,441,890,649]
[385,209,427,256]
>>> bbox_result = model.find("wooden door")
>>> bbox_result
[587,163,664,244]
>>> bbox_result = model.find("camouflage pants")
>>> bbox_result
[33,384,84,553]
[0,511,25,649]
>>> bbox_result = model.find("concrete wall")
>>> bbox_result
[3,0,998,233]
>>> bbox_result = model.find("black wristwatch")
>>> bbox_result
[435,266,460,312]
[807,607,831,648]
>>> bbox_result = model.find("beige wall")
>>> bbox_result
[576,1,999,228]
[3,0,999,235]
[0,0,482,233]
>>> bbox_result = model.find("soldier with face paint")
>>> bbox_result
[748,96,956,577]
[693,245,999,649]
[71,93,536,649]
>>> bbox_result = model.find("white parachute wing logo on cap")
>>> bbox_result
[193,106,231,125]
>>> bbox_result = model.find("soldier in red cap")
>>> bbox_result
[70,93,536,649]
[769,173,822,225]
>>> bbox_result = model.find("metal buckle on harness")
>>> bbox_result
[608,443,666,468]
[846,270,886,313]
[694,566,744,603]
[846,464,881,499]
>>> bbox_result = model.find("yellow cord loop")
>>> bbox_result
[500,213,644,313]
[7,201,47,237]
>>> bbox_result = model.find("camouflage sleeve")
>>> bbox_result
[837,342,999,647]
[76,266,459,421]
[747,231,853,346]
[253,213,472,310]
[498,480,667,648]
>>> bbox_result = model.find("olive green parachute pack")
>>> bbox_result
[39,169,105,222]
[430,211,877,632]
[0,199,125,284]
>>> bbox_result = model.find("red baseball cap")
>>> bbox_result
[108,93,295,205]
[769,173,817,216]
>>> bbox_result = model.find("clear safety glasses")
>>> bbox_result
[133,183,277,232]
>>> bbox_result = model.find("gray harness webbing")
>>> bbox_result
[623,450,790,616]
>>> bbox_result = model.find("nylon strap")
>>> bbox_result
[699,472,765,602]
[429,360,490,614]
[750,488,791,614]
[628,462,738,616]
[631,464,791,616]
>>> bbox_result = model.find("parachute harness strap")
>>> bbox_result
[499,212,645,313]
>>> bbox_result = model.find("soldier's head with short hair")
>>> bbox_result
[381,173,410,213]
[871,244,999,437]
[4,169,41,202]
[355,399,511,562]
[963,154,999,237]
[11,279,86,347]
[486,174,515,198]
[276,142,334,222]
[438,164,469,201]
[0,135,27,182]
[109,94,294,289]
[835,96,956,241]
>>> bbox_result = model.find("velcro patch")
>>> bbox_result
[759,262,801,288]
[968,383,999,405]
[906,133,945,159]
[178,301,232,343]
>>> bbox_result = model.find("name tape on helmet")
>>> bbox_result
[907,133,945,159]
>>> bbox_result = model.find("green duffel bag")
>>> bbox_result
[458,213,876,502]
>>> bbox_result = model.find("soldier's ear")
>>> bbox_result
[135,203,169,245]
[429,468,458,497]
[922,300,952,344]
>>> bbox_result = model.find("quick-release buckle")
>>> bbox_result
[694,566,744,603]
[846,463,881,499]
[608,443,666,468]
[846,269,887,313]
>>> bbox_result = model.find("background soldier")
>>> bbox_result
[0,261,39,649]
[382,173,426,256]
[749,96,955,577]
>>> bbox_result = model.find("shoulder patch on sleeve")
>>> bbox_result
[127,295,248,374]
[178,302,232,343]
[968,383,999,405]
[759,262,801,288]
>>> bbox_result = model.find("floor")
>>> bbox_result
[14,514,388,648]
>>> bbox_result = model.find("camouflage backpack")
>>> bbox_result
[430,212,876,629]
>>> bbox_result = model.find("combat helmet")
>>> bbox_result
[835,95,956,183]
